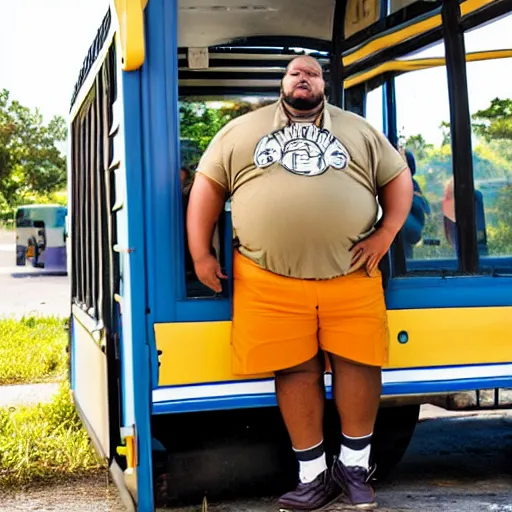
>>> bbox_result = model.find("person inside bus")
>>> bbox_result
[186,56,413,511]
[402,149,430,258]
[442,178,488,256]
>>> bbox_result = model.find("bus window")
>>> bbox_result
[366,85,384,133]
[16,205,66,228]
[179,96,275,298]
[464,13,512,271]
[394,41,457,271]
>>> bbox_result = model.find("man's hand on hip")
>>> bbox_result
[351,227,395,275]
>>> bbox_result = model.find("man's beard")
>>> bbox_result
[283,91,324,111]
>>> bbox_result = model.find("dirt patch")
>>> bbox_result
[0,472,126,511]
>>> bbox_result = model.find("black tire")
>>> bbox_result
[370,404,420,480]
[16,252,26,266]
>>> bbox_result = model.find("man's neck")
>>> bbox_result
[282,99,324,124]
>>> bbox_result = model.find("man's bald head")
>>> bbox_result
[281,56,326,111]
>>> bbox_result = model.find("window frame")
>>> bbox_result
[346,1,512,277]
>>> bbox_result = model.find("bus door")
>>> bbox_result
[67,13,144,511]
[15,206,37,266]
[38,206,67,271]
[343,0,512,400]
[131,0,343,507]
[140,0,433,506]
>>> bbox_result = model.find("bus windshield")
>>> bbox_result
[15,205,67,229]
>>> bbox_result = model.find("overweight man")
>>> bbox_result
[186,56,413,511]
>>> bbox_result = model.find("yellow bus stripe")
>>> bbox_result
[345,49,512,89]
[155,306,512,387]
[342,0,496,69]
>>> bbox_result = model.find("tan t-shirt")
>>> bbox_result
[195,99,407,279]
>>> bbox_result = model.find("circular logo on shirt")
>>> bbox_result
[254,124,350,176]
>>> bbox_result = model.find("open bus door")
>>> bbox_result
[68,0,512,510]
[67,15,143,510]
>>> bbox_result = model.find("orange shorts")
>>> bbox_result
[231,252,389,375]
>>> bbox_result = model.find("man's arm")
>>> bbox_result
[378,169,413,239]
[186,173,227,292]
[352,169,413,274]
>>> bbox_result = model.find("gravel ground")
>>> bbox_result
[0,230,69,319]
[0,474,126,511]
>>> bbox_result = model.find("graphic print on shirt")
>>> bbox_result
[254,123,350,176]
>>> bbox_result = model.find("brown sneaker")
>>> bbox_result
[278,469,343,511]
[331,457,377,510]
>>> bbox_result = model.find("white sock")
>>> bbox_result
[294,440,328,483]
[339,433,372,470]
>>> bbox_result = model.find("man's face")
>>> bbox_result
[281,57,325,111]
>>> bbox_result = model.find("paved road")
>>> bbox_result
[0,231,69,318]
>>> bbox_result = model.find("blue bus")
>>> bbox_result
[67,0,512,510]
[15,204,67,272]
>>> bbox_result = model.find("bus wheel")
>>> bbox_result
[16,247,26,266]
[370,404,420,480]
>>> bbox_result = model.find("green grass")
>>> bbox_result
[0,382,105,485]
[0,315,68,385]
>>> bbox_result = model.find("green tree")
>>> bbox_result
[179,99,274,156]
[405,97,512,258]
[404,134,433,160]
[472,98,512,142]
[440,121,451,147]
[471,98,512,256]
[0,89,67,214]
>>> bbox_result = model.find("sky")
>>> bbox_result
[0,1,510,148]
[0,0,107,123]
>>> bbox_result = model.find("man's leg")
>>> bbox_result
[277,354,343,510]
[317,270,387,509]
[328,355,381,509]
[331,355,381,470]
[276,353,325,450]
[230,253,343,509]
[276,354,326,481]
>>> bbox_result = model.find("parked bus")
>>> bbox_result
[67,0,512,510]
[15,204,67,272]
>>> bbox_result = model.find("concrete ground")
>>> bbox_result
[0,229,70,319]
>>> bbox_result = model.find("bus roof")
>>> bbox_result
[70,0,502,111]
